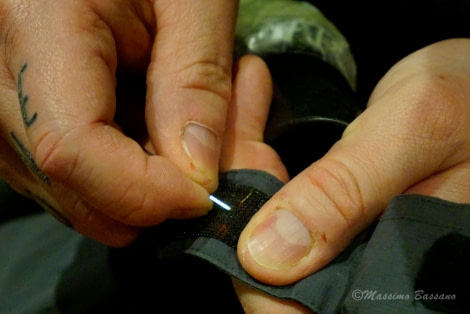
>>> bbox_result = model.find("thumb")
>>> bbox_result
[146,0,239,192]
[237,38,470,285]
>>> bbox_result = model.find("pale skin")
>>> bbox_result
[0,0,239,246]
[1,2,470,313]
[0,0,302,310]
[235,38,470,313]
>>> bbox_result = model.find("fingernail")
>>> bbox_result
[247,209,313,270]
[182,122,218,182]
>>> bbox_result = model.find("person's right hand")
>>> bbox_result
[0,0,239,246]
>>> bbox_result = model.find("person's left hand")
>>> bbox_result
[222,54,313,313]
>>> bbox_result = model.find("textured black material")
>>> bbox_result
[153,169,284,250]
[108,169,284,314]
[132,170,470,313]
[264,53,361,177]
[183,190,470,314]
[156,186,270,249]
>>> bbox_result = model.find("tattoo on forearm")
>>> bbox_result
[10,131,51,185]
[24,188,71,227]
[18,63,37,127]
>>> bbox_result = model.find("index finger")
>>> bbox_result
[146,0,239,191]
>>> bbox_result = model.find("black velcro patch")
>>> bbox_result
[154,170,283,249]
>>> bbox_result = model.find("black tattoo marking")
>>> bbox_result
[24,188,71,228]
[18,63,37,127]
[10,131,51,185]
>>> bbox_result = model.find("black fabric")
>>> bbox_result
[110,170,470,313]
[153,170,284,249]
[108,170,282,314]
[263,53,360,178]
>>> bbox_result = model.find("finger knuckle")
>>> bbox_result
[305,159,366,224]
[33,128,80,183]
[112,184,155,224]
[178,59,232,104]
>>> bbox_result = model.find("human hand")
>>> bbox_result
[236,37,470,293]
[0,0,238,246]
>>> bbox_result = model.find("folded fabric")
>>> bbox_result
[126,169,470,313]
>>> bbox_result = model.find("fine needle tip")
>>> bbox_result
[209,194,231,211]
